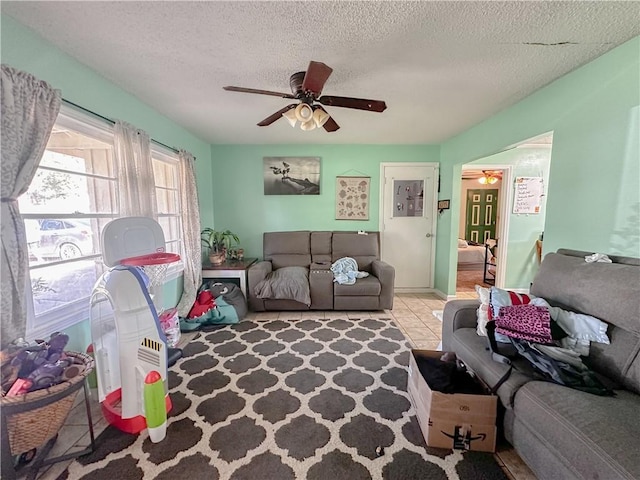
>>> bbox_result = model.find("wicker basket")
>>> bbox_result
[1,351,94,456]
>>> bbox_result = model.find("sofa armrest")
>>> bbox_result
[247,261,273,311]
[372,260,395,310]
[442,300,479,351]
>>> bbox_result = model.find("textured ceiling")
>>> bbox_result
[3,1,639,145]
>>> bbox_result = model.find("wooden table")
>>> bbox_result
[202,258,258,298]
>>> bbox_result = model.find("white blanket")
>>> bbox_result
[330,257,369,285]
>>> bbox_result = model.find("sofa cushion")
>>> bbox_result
[334,275,381,296]
[450,328,535,408]
[531,252,640,393]
[514,381,640,480]
[311,231,332,264]
[332,232,379,272]
[264,231,311,269]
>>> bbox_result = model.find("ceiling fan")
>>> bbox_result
[462,170,503,184]
[223,61,387,132]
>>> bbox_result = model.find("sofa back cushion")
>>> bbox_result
[311,231,332,264]
[331,232,380,272]
[531,250,640,393]
[264,231,311,269]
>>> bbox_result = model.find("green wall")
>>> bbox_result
[210,145,439,257]
[0,14,215,226]
[438,36,640,294]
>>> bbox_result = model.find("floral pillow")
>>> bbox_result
[475,285,491,337]
[489,286,535,320]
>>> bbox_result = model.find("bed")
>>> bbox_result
[457,239,496,272]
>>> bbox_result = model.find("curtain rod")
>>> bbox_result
[62,98,184,157]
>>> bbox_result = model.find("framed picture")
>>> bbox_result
[263,157,320,195]
[336,176,370,220]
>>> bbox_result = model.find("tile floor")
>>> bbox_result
[12,293,535,480]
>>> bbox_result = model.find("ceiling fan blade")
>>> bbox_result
[302,61,333,95]
[257,104,297,126]
[224,86,295,99]
[318,95,387,112]
[322,116,340,132]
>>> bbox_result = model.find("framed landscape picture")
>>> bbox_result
[336,176,370,220]
[263,157,321,195]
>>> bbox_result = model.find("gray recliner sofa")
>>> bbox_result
[442,249,640,480]
[248,231,395,311]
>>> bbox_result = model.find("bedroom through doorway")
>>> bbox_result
[456,169,503,294]
[455,133,553,296]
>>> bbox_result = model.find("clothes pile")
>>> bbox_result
[330,257,369,285]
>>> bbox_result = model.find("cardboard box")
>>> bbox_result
[408,349,497,452]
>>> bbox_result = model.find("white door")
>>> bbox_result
[380,163,438,291]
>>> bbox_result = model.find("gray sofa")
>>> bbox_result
[248,231,394,311]
[442,249,640,480]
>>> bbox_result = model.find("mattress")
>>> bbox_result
[458,244,486,268]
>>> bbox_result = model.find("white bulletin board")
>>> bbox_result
[513,177,544,214]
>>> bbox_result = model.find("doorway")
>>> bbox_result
[457,168,509,294]
[455,132,553,296]
[379,163,438,292]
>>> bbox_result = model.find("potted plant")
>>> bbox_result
[201,228,240,265]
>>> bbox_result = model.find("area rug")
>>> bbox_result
[58,317,506,480]
[456,270,491,293]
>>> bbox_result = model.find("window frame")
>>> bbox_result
[24,105,184,341]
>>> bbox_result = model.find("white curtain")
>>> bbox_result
[1,65,61,348]
[176,150,202,317]
[114,120,156,218]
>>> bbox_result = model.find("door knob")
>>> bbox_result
[425,233,432,238]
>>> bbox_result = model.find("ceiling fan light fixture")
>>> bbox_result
[312,107,330,127]
[300,119,317,131]
[282,109,297,128]
[294,103,314,123]
[478,172,499,185]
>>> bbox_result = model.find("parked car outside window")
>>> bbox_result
[26,218,93,260]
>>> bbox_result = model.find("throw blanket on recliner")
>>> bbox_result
[331,257,369,285]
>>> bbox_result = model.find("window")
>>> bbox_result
[20,106,183,340]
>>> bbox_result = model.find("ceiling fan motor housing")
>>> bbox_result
[289,72,307,97]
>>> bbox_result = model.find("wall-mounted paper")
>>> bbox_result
[513,177,544,214]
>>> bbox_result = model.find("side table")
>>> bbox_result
[202,258,258,298]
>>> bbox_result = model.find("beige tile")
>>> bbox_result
[390,307,414,317]
[64,393,101,426]
[251,312,280,321]
[421,299,446,308]
[301,311,324,319]
[36,458,75,480]
[392,317,426,329]
[278,311,302,320]
[407,306,434,316]
[413,293,443,300]
[324,311,349,319]
[411,340,442,350]
[403,327,439,341]
[45,424,91,459]
[346,311,371,319]
[426,324,442,338]
[395,293,418,299]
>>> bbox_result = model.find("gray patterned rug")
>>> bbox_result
[58,317,507,480]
